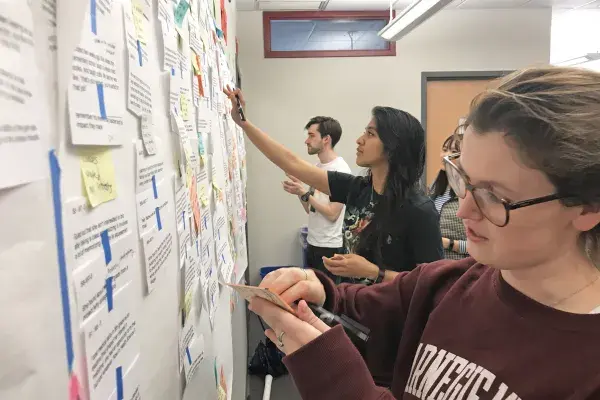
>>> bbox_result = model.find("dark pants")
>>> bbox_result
[306,244,344,284]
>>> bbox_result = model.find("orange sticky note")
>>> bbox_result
[190,177,201,234]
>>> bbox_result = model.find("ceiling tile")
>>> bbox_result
[454,0,532,9]
[451,0,599,8]
[526,0,599,7]
[259,1,322,10]
[325,0,410,10]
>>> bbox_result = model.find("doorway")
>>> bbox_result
[421,71,511,186]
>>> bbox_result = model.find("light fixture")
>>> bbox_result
[555,52,600,67]
[378,0,454,42]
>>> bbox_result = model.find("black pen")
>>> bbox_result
[306,302,370,343]
[235,94,246,122]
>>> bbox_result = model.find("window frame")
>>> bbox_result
[263,11,396,59]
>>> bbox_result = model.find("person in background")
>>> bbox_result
[281,116,352,282]
[223,87,443,284]
[249,66,600,398]
[430,132,469,259]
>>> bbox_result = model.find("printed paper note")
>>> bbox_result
[160,16,179,72]
[82,287,139,400]
[136,140,165,194]
[142,226,173,293]
[107,356,142,400]
[69,0,124,145]
[64,197,133,269]
[174,176,192,266]
[127,57,152,117]
[0,2,46,189]
[72,232,137,326]
[80,148,118,207]
[179,317,205,382]
[208,274,219,328]
[183,248,200,316]
[135,179,169,236]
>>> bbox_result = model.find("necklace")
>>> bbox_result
[550,274,600,307]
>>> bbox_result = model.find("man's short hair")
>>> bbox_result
[305,116,342,149]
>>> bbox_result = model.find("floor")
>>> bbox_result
[248,374,302,400]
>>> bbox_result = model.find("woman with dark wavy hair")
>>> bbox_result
[224,88,443,284]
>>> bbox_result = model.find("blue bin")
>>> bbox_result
[260,266,295,280]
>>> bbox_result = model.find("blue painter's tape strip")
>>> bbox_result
[96,83,107,120]
[182,211,186,229]
[50,151,74,373]
[116,366,124,400]
[136,40,143,67]
[151,175,158,199]
[156,207,162,231]
[100,230,112,265]
[186,347,192,364]
[90,0,97,35]
[105,277,114,312]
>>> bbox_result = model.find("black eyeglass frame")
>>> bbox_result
[443,153,571,227]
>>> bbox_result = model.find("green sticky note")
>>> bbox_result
[174,0,190,28]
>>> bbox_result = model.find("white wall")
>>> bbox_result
[551,9,600,71]
[238,8,550,398]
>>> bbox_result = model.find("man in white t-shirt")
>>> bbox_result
[282,116,352,281]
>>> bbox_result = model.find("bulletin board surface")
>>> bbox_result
[0,0,248,399]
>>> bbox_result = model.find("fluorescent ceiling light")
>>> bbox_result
[555,53,600,67]
[378,0,453,41]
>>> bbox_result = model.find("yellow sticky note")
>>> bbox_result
[184,291,193,316]
[80,149,117,207]
[132,1,146,44]
[199,184,208,207]
[180,93,190,120]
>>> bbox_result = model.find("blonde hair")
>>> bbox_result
[466,66,600,264]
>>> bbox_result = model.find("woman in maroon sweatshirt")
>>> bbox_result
[227,66,600,399]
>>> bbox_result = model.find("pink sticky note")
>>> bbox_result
[69,374,80,400]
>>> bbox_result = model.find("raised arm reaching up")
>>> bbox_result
[224,86,331,195]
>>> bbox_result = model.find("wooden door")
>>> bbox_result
[425,78,495,186]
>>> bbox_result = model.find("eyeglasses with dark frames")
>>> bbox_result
[443,153,572,227]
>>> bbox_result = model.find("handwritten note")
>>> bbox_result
[132,0,146,44]
[180,89,190,121]
[141,114,157,155]
[227,283,295,314]
[80,149,117,207]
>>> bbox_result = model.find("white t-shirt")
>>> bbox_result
[307,157,352,248]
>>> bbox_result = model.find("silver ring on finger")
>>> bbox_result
[277,331,286,348]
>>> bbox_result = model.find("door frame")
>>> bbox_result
[420,70,513,183]
[421,70,514,133]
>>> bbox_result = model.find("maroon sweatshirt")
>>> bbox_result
[283,258,600,400]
